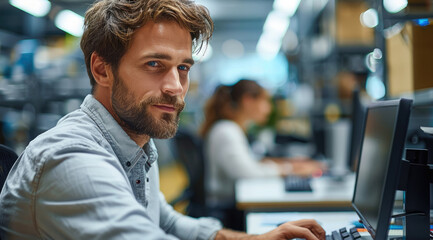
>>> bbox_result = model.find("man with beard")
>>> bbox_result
[0,0,325,239]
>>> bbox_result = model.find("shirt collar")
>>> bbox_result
[80,94,158,167]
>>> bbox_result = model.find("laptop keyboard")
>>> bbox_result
[326,227,361,240]
[284,176,312,192]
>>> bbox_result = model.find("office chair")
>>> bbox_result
[170,129,245,230]
[0,144,18,192]
[170,129,208,218]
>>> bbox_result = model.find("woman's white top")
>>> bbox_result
[204,120,279,205]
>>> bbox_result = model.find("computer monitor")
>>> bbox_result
[351,98,412,239]
[347,89,366,172]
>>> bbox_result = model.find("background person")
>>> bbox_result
[200,80,324,212]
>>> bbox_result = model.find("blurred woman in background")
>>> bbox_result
[199,79,324,228]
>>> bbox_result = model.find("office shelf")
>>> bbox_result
[383,12,433,21]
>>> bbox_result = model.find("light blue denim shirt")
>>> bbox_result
[0,94,221,240]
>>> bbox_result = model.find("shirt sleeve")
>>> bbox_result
[207,122,280,179]
[158,193,222,240]
[35,144,180,240]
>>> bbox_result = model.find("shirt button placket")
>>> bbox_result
[145,176,150,207]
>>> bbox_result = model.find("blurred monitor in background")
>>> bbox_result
[311,87,368,177]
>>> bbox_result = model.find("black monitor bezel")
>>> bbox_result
[347,88,366,172]
[351,98,412,239]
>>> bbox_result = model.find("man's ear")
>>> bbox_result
[90,52,113,88]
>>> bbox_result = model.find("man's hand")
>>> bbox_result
[260,219,325,240]
[214,218,325,240]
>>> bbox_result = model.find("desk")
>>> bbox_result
[235,174,355,211]
[246,211,404,239]
[246,211,360,235]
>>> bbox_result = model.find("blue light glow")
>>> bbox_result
[413,19,430,27]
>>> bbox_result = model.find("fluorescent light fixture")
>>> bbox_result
[360,8,379,28]
[384,0,408,14]
[263,11,290,36]
[55,10,84,37]
[273,0,301,17]
[256,0,298,60]
[9,0,51,17]
[256,32,282,60]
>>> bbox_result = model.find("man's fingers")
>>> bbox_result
[294,226,319,240]
[289,219,326,240]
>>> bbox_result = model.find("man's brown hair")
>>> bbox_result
[80,0,213,92]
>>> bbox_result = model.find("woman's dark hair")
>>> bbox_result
[80,0,213,92]
[199,79,264,137]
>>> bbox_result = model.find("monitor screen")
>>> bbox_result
[352,98,412,239]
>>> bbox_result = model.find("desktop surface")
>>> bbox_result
[235,174,355,211]
[246,211,403,239]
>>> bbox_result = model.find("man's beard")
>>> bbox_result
[111,73,185,139]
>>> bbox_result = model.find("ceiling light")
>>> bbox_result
[9,0,51,17]
[54,10,84,37]
[256,0,298,60]
[263,11,290,36]
[383,0,408,14]
[360,8,378,28]
[256,32,282,60]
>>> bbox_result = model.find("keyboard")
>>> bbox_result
[284,176,312,192]
[326,227,361,240]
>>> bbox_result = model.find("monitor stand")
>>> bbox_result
[397,148,432,240]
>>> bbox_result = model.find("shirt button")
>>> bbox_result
[126,161,131,167]
[146,177,149,182]
[136,179,141,184]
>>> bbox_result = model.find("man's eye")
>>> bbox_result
[178,65,190,71]
[147,61,158,67]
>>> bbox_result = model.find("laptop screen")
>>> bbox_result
[352,99,412,239]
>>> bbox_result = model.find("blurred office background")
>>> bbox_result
[1,0,433,212]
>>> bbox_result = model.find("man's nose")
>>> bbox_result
[161,67,183,96]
